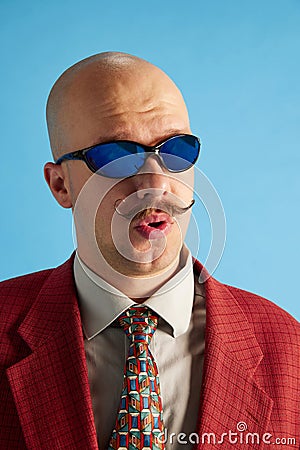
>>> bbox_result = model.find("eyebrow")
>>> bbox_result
[93,129,190,146]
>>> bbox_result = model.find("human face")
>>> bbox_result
[49,64,194,277]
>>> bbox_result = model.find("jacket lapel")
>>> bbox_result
[193,261,273,449]
[6,256,98,450]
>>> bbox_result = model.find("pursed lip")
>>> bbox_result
[133,211,174,239]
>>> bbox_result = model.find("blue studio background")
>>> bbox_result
[1,1,299,320]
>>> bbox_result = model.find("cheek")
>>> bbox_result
[67,163,93,202]
[70,165,122,238]
[97,196,116,227]
[170,170,194,200]
[95,180,133,231]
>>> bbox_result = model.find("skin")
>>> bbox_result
[44,52,195,299]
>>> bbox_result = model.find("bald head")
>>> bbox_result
[46,52,190,160]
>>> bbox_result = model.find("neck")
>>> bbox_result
[77,246,183,299]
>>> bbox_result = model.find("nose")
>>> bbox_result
[134,154,171,200]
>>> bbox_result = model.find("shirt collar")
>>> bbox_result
[74,245,194,340]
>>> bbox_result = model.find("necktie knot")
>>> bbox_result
[118,306,158,346]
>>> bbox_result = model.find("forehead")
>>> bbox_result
[55,65,190,152]
[88,104,190,146]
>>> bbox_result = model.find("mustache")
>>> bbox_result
[114,198,195,220]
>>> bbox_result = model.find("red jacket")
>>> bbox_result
[0,256,299,449]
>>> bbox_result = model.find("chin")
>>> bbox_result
[98,242,178,277]
[114,257,174,277]
[95,225,182,276]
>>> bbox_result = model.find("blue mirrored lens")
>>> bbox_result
[83,135,199,177]
[160,135,200,171]
[86,142,146,177]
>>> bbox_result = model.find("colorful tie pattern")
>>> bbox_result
[108,306,165,450]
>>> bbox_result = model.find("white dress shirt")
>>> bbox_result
[74,246,206,449]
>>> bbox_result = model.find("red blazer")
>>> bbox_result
[0,256,299,449]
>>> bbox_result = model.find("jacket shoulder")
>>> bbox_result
[0,255,75,318]
[0,268,54,286]
[223,282,299,336]
[0,268,54,316]
[194,258,299,331]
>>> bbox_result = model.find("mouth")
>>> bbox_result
[133,211,174,239]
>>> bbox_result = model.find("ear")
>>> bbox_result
[44,162,73,208]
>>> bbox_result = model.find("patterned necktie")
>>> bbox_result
[108,306,165,450]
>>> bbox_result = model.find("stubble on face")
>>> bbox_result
[94,179,192,277]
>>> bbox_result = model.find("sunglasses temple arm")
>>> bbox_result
[55,152,84,165]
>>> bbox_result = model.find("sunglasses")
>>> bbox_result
[55,134,201,179]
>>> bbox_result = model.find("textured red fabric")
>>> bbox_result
[0,255,299,449]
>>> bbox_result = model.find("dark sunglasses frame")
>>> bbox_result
[55,134,201,178]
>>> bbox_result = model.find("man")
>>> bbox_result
[0,52,299,450]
